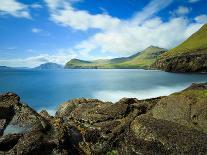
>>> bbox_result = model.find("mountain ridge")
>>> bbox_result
[153,24,207,72]
[35,62,63,70]
[65,46,167,69]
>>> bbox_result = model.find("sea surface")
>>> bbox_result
[0,69,206,115]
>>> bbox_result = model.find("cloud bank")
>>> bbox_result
[0,0,31,18]
[0,0,206,67]
[45,0,204,56]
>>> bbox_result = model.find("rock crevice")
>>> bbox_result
[0,83,207,154]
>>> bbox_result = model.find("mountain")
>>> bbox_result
[0,66,13,70]
[65,46,167,69]
[0,66,30,70]
[153,24,207,72]
[35,63,63,69]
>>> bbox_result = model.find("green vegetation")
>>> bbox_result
[153,24,207,72]
[65,46,167,69]
[106,150,118,155]
[160,24,207,59]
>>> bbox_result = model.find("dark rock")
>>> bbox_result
[153,52,207,72]
[0,93,19,119]
[0,134,22,151]
[151,83,207,133]
[0,119,6,136]
[0,83,207,154]
[128,115,207,154]
[185,82,207,90]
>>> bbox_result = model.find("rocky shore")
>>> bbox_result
[153,52,207,72]
[0,83,207,154]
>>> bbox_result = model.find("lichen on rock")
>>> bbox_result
[0,83,207,154]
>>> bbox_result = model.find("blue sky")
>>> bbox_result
[0,0,206,67]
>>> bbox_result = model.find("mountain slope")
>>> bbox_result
[153,24,207,72]
[65,46,167,69]
[35,63,63,69]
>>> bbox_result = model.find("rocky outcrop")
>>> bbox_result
[0,93,73,154]
[153,52,207,72]
[0,83,207,154]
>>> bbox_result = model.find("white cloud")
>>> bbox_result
[188,0,200,3]
[0,0,31,18]
[171,6,191,17]
[30,3,42,9]
[45,0,121,31]
[32,28,42,33]
[43,0,204,57]
[0,51,77,67]
[195,15,207,24]
[131,0,173,25]
[2,0,205,67]
[76,18,203,55]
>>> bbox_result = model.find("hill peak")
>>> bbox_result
[35,62,63,69]
[144,46,166,51]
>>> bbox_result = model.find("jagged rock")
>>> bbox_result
[0,83,207,154]
[153,53,207,72]
[0,93,72,154]
[0,134,22,152]
[0,93,19,120]
[39,109,53,121]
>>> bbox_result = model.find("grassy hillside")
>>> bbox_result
[160,24,207,58]
[65,46,167,69]
[153,24,207,72]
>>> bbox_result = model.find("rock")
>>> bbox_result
[0,93,19,119]
[151,83,207,133]
[56,98,105,118]
[0,93,73,154]
[39,109,53,121]
[153,53,207,72]
[185,82,207,90]
[129,115,207,154]
[57,97,161,154]
[8,131,56,155]
[0,134,22,152]
[0,83,207,154]
[0,119,6,136]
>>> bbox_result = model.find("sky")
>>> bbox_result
[0,0,206,67]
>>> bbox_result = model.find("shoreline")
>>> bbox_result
[0,82,207,154]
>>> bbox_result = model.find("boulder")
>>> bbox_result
[151,83,207,133]
[0,83,207,154]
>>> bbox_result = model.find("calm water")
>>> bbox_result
[0,69,206,115]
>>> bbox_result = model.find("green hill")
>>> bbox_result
[34,62,63,69]
[153,24,207,72]
[65,46,167,69]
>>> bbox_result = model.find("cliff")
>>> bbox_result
[153,24,207,72]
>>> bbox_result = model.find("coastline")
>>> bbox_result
[0,82,207,154]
